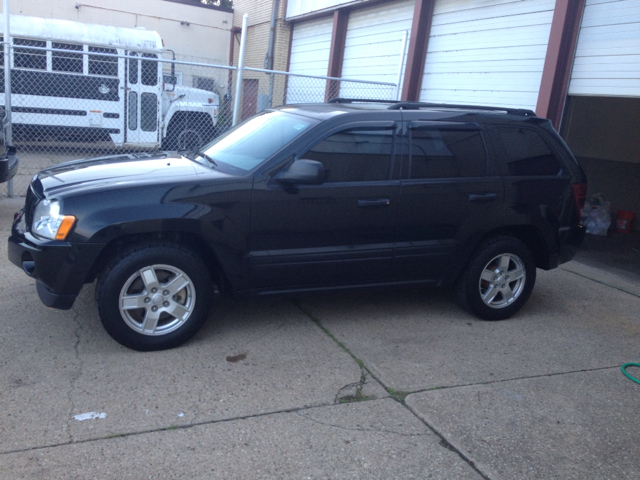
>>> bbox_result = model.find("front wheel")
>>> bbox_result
[96,244,214,351]
[454,236,536,321]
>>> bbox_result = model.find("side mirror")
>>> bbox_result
[276,159,325,186]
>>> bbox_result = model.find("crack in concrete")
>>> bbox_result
[295,300,493,480]
[65,305,85,444]
[292,409,430,438]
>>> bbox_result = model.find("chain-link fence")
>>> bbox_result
[1,40,396,198]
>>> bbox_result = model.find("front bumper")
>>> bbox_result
[8,210,105,310]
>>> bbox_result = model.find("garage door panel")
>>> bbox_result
[420,0,553,110]
[426,45,549,63]
[569,0,640,97]
[423,72,545,90]
[420,89,540,109]
[340,0,413,93]
[432,7,554,34]
[425,59,550,74]
[433,0,554,23]
[428,24,554,52]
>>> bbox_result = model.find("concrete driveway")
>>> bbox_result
[1,196,639,479]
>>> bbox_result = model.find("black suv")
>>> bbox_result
[8,100,587,351]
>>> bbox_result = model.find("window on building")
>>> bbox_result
[193,76,215,92]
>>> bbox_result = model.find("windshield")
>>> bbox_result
[199,111,316,173]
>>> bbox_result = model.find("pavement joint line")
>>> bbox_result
[65,305,85,444]
[294,300,493,480]
[561,265,640,299]
[0,398,417,457]
[399,365,625,395]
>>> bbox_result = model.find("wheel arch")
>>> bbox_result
[85,231,230,293]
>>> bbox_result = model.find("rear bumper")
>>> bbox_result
[558,223,586,265]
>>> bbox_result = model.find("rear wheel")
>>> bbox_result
[454,236,536,320]
[96,244,213,351]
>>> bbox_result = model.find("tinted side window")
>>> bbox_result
[497,126,563,176]
[14,38,46,70]
[409,128,486,179]
[303,129,394,183]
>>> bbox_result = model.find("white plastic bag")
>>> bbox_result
[584,201,611,236]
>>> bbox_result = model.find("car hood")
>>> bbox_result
[36,152,226,196]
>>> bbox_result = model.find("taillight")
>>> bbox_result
[572,184,587,213]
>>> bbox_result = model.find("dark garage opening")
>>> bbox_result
[560,95,640,283]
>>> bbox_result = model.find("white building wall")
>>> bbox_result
[286,0,373,20]
[568,0,640,97]
[420,0,555,111]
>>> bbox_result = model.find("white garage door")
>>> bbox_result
[339,0,414,98]
[420,0,555,111]
[287,16,334,103]
[568,0,640,97]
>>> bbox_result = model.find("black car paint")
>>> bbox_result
[8,103,586,310]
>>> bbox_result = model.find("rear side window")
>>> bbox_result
[303,129,394,183]
[497,126,563,176]
[409,128,486,179]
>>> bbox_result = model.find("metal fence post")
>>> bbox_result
[3,0,13,197]
[395,30,408,101]
[232,13,248,127]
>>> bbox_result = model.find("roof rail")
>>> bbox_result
[328,98,399,104]
[387,101,536,117]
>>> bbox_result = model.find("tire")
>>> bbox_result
[454,236,536,321]
[96,243,214,351]
[164,116,214,151]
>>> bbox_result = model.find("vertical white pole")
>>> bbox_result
[232,13,248,127]
[3,0,13,196]
[395,30,408,101]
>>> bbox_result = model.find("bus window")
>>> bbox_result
[141,93,157,131]
[128,52,138,84]
[141,54,158,86]
[14,38,46,70]
[52,43,83,73]
[89,47,118,77]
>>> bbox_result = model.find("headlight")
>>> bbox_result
[32,200,76,240]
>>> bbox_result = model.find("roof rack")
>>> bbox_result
[387,101,536,117]
[327,98,399,104]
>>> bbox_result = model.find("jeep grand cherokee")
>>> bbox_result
[8,100,587,351]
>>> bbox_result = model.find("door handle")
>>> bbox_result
[468,193,497,203]
[357,198,390,208]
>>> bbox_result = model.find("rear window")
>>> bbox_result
[409,128,486,179]
[497,126,563,176]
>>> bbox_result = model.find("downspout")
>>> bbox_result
[265,0,279,108]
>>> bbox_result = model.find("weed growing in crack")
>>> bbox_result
[387,388,410,403]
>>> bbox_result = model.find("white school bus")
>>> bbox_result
[0,15,219,150]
